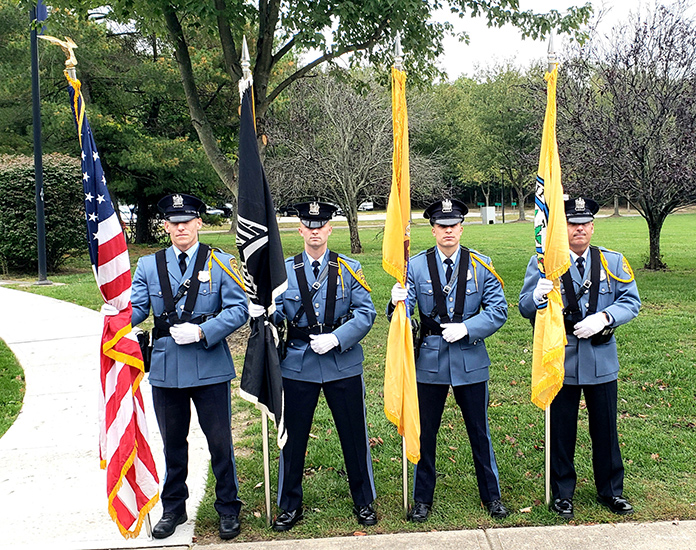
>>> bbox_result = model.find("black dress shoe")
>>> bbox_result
[407,501,431,523]
[272,507,304,532]
[353,502,377,526]
[219,514,241,540]
[597,494,634,515]
[484,499,510,519]
[152,511,187,539]
[550,498,574,520]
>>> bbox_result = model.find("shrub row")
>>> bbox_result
[0,154,84,273]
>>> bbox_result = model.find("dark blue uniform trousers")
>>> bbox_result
[278,375,376,512]
[550,380,624,500]
[152,381,242,517]
[414,381,501,504]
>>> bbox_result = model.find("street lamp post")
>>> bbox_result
[500,168,505,224]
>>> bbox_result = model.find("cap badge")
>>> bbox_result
[172,194,184,208]
[575,198,585,211]
[309,201,320,216]
[442,199,453,213]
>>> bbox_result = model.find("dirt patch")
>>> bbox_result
[227,323,251,356]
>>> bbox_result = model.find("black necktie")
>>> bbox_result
[312,260,320,280]
[444,258,453,283]
[178,252,187,275]
[576,256,585,278]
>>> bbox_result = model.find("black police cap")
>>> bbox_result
[157,193,204,223]
[423,198,469,226]
[564,196,599,224]
[292,201,338,229]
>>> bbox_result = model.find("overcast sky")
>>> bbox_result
[435,0,687,79]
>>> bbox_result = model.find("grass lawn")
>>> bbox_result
[0,339,25,438]
[3,212,695,542]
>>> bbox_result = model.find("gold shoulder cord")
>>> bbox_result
[337,257,372,292]
[599,250,635,283]
[208,251,246,290]
[471,252,505,289]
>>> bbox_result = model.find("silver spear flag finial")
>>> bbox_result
[394,31,404,71]
[239,35,253,97]
[547,32,557,73]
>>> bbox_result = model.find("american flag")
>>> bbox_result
[67,73,159,539]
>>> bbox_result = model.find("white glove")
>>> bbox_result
[533,278,555,304]
[573,312,610,339]
[248,303,266,318]
[440,322,468,343]
[170,322,202,345]
[100,303,119,316]
[309,333,339,355]
[391,282,409,306]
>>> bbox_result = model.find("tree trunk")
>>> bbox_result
[163,6,238,204]
[646,218,667,270]
[134,194,151,244]
[612,194,621,217]
[345,208,362,254]
[514,184,527,221]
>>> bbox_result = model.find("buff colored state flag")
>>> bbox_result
[531,65,571,409]
[383,66,420,463]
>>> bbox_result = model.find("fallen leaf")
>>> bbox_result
[519,506,532,513]
[254,481,263,489]
[354,531,367,536]
[309,433,318,439]
[253,511,261,518]
[448,456,456,463]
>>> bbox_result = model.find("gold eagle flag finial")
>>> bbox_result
[38,35,78,73]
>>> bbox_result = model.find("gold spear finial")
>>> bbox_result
[39,35,78,76]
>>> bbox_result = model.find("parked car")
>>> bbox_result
[205,205,225,216]
[219,203,234,217]
[118,204,136,223]
[358,200,374,211]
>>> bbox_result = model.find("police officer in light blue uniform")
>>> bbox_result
[131,193,248,540]
[260,200,377,532]
[389,198,509,522]
[519,196,641,520]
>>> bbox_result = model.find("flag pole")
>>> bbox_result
[239,35,273,526]
[544,33,557,507]
[262,408,272,526]
[393,32,410,516]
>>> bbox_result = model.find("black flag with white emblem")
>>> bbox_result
[236,78,287,448]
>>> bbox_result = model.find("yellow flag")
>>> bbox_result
[531,66,571,410]
[383,67,420,463]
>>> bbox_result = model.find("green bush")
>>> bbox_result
[0,154,84,273]
[201,213,224,226]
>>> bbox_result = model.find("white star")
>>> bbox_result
[88,213,98,222]
[85,192,94,202]
[97,194,105,204]
[83,172,90,182]
[92,151,99,161]
[93,232,99,240]
[81,151,86,161]
[102,176,107,185]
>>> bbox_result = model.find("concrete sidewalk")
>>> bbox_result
[1,285,695,550]
[0,286,208,550]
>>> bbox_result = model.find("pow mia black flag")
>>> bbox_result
[236,78,288,447]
